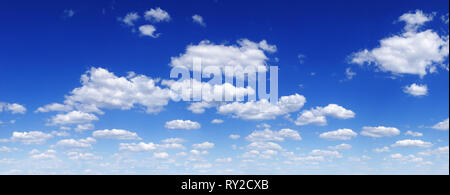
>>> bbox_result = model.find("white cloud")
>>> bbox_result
[295,104,355,126]
[246,129,301,142]
[404,131,423,137]
[119,139,186,152]
[192,14,206,26]
[165,79,256,113]
[93,129,141,140]
[119,142,157,152]
[351,10,449,77]
[75,123,94,132]
[193,163,212,169]
[56,137,96,148]
[165,120,201,130]
[229,134,241,140]
[31,150,57,160]
[161,138,184,144]
[216,157,232,163]
[0,146,19,153]
[120,12,140,26]
[310,149,343,159]
[67,152,102,161]
[211,119,224,124]
[373,146,390,153]
[247,142,282,151]
[319,129,357,141]
[218,94,306,120]
[139,25,159,38]
[390,153,426,164]
[0,102,26,114]
[63,9,75,18]
[298,54,306,64]
[398,10,434,32]
[154,152,169,159]
[328,143,352,150]
[442,13,449,24]
[10,131,53,145]
[190,149,209,155]
[145,8,171,22]
[391,139,433,148]
[432,118,449,131]
[192,142,215,150]
[361,126,401,138]
[36,103,72,113]
[50,111,98,126]
[169,39,276,74]
[41,67,173,117]
[345,68,356,80]
[403,83,428,97]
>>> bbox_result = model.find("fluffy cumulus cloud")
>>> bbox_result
[192,14,206,26]
[119,142,157,152]
[246,129,302,142]
[432,118,449,131]
[39,67,174,126]
[144,7,171,22]
[310,149,343,159]
[31,150,57,160]
[218,94,306,120]
[247,141,282,151]
[165,120,201,130]
[351,10,449,77]
[164,79,256,113]
[0,102,27,114]
[50,111,98,126]
[242,128,301,160]
[404,131,423,137]
[398,10,434,32]
[192,142,215,150]
[56,137,96,149]
[139,25,159,38]
[373,146,390,153]
[360,126,401,138]
[10,131,53,145]
[120,12,140,26]
[403,83,428,97]
[390,153,427,164]
[229,134,241,140]
[119,139,186,152]
[391,139,433,148]
[36,103,72,113]
[295,104,355,126]
[154,152,169,159]
[93,129,141,140]
[67,152,102,161]
[211,119,224,124]
[328,143,352,150]
[319,129,358,141]
[169,39,277,74]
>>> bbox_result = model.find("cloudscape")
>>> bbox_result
[0,0,448,175]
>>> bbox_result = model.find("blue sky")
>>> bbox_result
[0,0,449,175]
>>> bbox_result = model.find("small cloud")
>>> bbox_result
[138,25,159,38]
[345,68,356,80]
[119,12,140,26]
[211,119,224,124]
[403,83,428,97]
[144,7,171,23]
[192,14,206,26]
[298,54,306,64]
[63,9,75,19]
[229,135,241,140]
